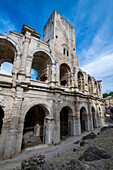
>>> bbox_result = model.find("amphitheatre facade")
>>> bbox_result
[0,10,105,159]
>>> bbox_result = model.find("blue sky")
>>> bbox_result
[0,0,113,93]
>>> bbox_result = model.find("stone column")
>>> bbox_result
[44,117,54,144]
[4,87,23,159]
[50,63,56,86]
[75,99,81,135]
[15,119,24,155]
[0,117,11,157]
[56,61,60,85]
[19,31,31,75]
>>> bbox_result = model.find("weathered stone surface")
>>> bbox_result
[100,126,113,132]
[21,155,45,170]
[79,146,111,162]
[82,132,97,140]
[73,140,81,144]
[80,141,86,146]
[0,9,105,159]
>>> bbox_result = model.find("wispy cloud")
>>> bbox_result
[81,53,113,93]
[0,18,15,34]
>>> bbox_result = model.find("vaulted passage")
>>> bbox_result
[77,71,84,92]
[80,107,88,132]
[60,64,71,87]
[60,106,73,139]
[60,107,68,138]
[0,40,15,75]
[22,105,46,148]
[31,51,51,81]
[0,106,4,135]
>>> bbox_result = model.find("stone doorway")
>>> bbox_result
[22,105,46,148]
[60,106,73,139]
[80,107,88,132]
[0,106,4,135]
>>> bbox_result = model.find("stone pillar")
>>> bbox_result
[86,115,90,131]
[50,63,56,86]
[15,120,24,155]
[89,114,93,131]
[75,115,81,135]
[56,61,60,85]
[53,121,60,144]
[12,53,21,86]
[75,100,81,135]
[44,117,54,144]
[4,87,23,159]
[19,31,31,75]
[0,117,11,157]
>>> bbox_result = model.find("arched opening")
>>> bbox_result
[0,42,15,75]
[80,107,88,132]
[60,64,71,87]
[88,76,92,95]
[22,105,46,148]
[77,71,84,92]
[0,106,4,135]
[92,107,96,128]
[31,51,51,81]
[60,106,73,139]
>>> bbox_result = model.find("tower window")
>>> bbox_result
[67,50,69,56]
[63,48,66,55]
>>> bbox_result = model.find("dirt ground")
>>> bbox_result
[0,121,113,170]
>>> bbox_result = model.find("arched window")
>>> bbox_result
[0,40,15,75]
[77,71,84,92]
[60,63,71,87]
[31,51,51,82]
[88,76,92,95]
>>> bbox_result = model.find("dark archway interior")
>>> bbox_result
[80,107,87,132]
[0,43,15,75]
[92,107,96,128]
[78,71,84,92]
[60,64,70,86]
[22,105,45,148]
[60,107,68,138]
[0,106,4,135]
[31,51,51,81]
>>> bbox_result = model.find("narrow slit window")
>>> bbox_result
[67,50,69,56]
[63,48,66,55]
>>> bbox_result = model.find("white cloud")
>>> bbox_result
[0,18,15,34]
[81,53,113,93]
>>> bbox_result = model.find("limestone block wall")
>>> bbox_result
[0,10,105,159]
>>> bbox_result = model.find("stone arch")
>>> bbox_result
[0,37,17,75]
[30,49,54,81]
[0,106,4,135]
[59,103,75,117]
[21,101,51,121]
[21,102,51,148]
[30,48,55,64]
[59,60,72,71]
[59,105,74,139]
[60,63,71,86]
[79,104,89,132]
[77,70,84,92]
[88,75,93,95]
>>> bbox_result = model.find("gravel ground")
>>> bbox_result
[0,123,113,170]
